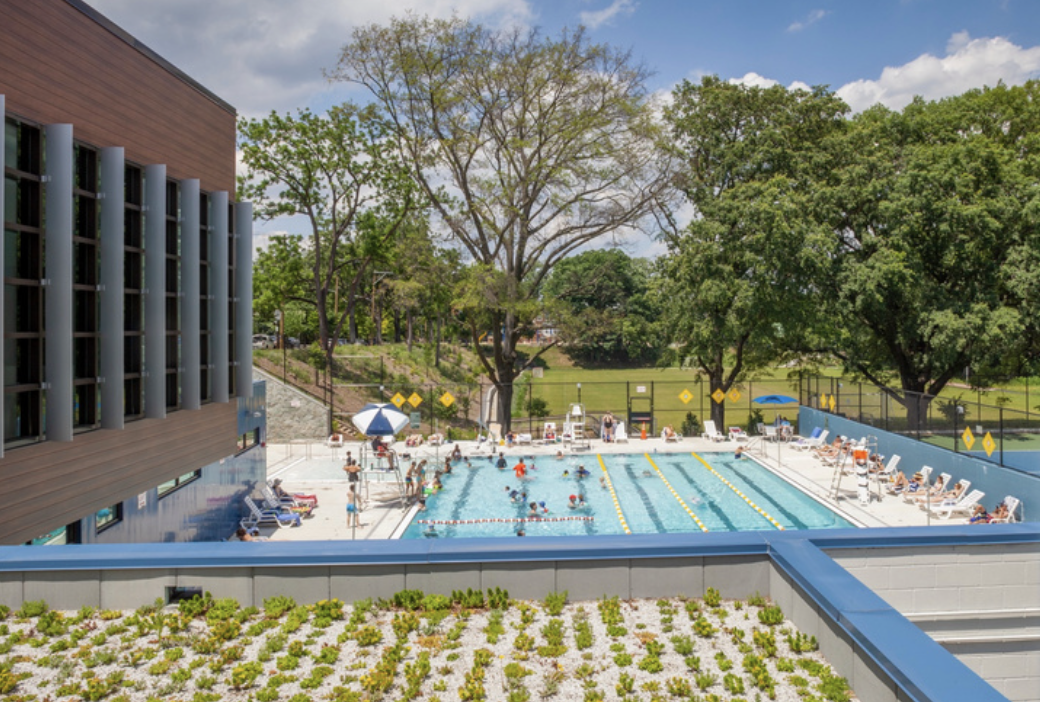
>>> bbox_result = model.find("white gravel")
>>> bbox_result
[2,595,858,701]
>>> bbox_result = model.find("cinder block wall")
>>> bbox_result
[829,543,1040,701]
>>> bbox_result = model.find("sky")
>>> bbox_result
[88,0,1040,252]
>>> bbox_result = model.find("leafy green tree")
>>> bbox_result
[238,104,420,372]
[816,85,1034,428]
[541,249,663,364]
[660,76,847,427]
[331,16,668,431]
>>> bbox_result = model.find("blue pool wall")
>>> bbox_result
[0,525,1031,702]
[800,407,1039,519]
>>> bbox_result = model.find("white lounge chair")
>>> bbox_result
[991,495,1021,523]
[933,489,985,519]
[904,469,945,502]
[261,485,314,514]
[763,426,779,442]
[701,420,725,442]
[662,426,681,442]
[792,428,828,451]
[517,433,533,446]
[728,426,749,442]
[243,496,301,529]
[326,433,346,449]
[919,478,970,510]
[873,454,901,483]
[614,421,629,443]
[886,464,931,496]
[543,422,557,445]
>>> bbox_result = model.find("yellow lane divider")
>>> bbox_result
[644,454,709,532]
[596,454,631,535]
[690,451,784,530]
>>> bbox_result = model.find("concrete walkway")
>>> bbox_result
[257,433,956,541]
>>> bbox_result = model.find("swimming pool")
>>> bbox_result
[401,451,854,539]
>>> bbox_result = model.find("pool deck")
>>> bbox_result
[260,435,961,541]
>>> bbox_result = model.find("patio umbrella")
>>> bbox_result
[351,402,410,436]
[753,394,799,405]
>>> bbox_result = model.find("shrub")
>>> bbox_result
[704,587,721,607]
[229,661,263,690]
[542,591,568,616]
[16,601,48,619]
[393,589,425,611]
[263,595,296,620]
[758,605,784,626]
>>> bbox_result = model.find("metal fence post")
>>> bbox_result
[999,407,1004,466]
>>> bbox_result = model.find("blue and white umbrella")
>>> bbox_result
[753,394,799,405]
[351,403,410,436]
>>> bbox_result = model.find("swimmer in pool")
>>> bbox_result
[576,465,590,478]
[642,470,653,477]
[599,476,607,489]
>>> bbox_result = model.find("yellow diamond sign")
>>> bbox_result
[828,395,836,412]
[728,388,742,403]
[820,394,828,409]
[440,391,455,407]
[711,389,726,404]
[962,426,975,450]
[982,431,996,457]
[408,392,423,408]
[679,389,693,404]
[390,392,406,408]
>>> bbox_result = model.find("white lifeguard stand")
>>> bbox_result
[567,403,590,451]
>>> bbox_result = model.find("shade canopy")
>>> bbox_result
[351,402,410,436]
[753,394,799,405]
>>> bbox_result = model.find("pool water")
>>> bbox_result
[401,451,854,539]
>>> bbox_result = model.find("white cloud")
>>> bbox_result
[787,9,828,33]
[837,32,1040,112]
[579,0,637,30]
[89,0,533,119]
[729,72,779,89]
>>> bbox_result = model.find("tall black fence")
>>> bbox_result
[800,376,1040,472]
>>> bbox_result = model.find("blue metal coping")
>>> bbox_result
[0,525,1034,702]
[0,524,1033,571]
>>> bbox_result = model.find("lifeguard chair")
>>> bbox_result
[566,403,590,451]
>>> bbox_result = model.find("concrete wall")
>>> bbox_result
[1,527,1033,702]
[829,543,1040,701]
[255,369,327,443]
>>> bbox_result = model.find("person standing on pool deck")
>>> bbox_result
[514,459,527,479]
[346,484,360,529]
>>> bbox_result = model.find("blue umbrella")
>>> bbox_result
[753,395,799,404]
[352,403,410,436]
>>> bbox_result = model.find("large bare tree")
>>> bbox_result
[330,15,669,430]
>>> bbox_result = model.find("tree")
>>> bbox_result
[660,76,848,428]
[238,104,420,373]
[817,85,1034,429]
[330,16,668,431]
[541,249,663,364]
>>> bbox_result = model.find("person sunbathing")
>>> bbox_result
[272,479,318,507]
[813,437,843,459]
[919,478,965,507]
[990,501,1010,522]
[968,504,991,524]
[662,425,677,440]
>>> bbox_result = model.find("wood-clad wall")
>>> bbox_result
[0,402,238,545]
[0,0,236,193]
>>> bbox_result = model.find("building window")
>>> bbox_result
[95,503,123,532]
[28,522,81,545]
[4,118,44,446]
[237,428,260,453]
[157,470,200,498]
[165,180,181,410]
[123,164,145,420]
[200,192,211,403]
[73,144,100,431]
